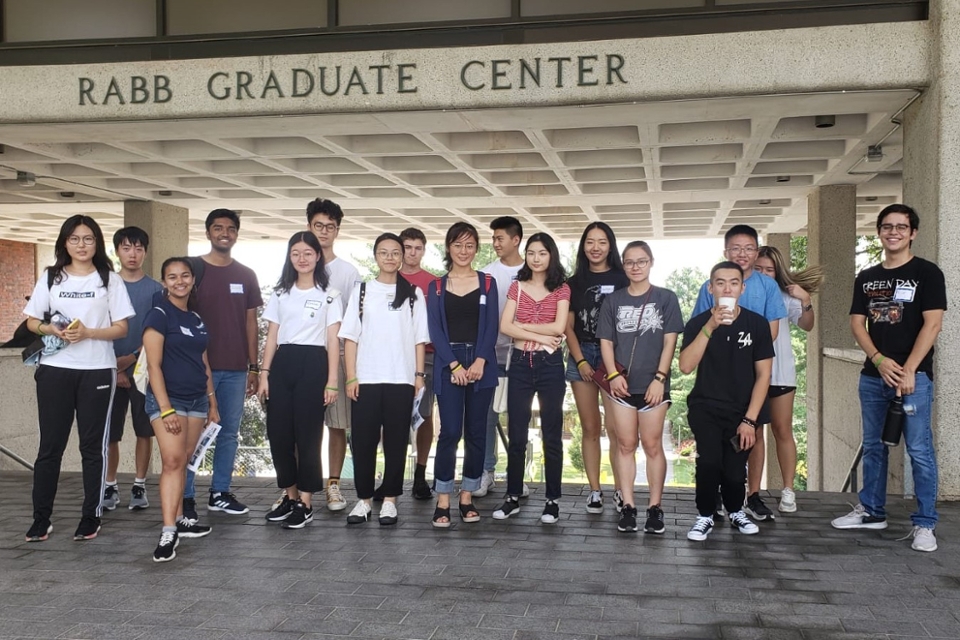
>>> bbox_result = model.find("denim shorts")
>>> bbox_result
[145,389,210,422]
[565,340,602,383]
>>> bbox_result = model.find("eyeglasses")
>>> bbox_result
[623,259,651,269]
[376,250,402,259]
[879,223,911,234]
[726,246,758,256]
[67,236,96,246]
[312,222,338,233]
[451,243,477,252]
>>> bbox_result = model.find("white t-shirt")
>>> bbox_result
[262,284,343,347]
[482,258,524,365]
[326,257,361,315]
[338,280,429,385]
[771,291,803,387]
[24,269,135,370]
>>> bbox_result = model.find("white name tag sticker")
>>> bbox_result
[893,285,916,302]
[480,295,487,305]
[600,285,615,294]
[304,299,322,310]
[230,283,244,294]
[179,326,194,337]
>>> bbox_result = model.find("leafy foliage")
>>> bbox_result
[664,267,707,445]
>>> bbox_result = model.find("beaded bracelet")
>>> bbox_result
[740,416,758,428]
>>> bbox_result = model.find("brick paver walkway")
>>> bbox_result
[1,471,958,639]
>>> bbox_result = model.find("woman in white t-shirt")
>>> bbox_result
[258,232,342,530]
[339,233,429,526]
[755,246,821,513]
[23,215,135,543]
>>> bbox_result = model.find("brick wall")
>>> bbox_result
[0,240,37,341]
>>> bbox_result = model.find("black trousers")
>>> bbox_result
[33,365,115,521]
[689,402,751,517]
[350,383,414,500]
[266,344,327,493]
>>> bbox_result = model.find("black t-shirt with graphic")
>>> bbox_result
[681,308,775,413]
[850,256,947,379]
[567,269,630,343]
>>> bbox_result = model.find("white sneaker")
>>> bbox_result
[346,500,372,524]
[326,482,347,512]
[902,526,937,552]
[521,483,530,498]
[687,516,714,541]
[728,510,759,535]
[613,489,624,513]
[473,470,495,498]
[778,487,797,513]
[831,503,887,530]
[378,501,398,526]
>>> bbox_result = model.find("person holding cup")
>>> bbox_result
[679,262,774,542]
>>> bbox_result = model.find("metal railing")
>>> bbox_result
[841,443,863,493]
[0,443,34,470]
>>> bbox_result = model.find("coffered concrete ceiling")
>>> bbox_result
[0,89,914,245]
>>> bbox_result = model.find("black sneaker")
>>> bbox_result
[153,531,179,562]
[266,495,296,522]
[73,516,101,541]
[412,478,433,501]
[492,497,521,520]
[540,500,560,524]
[585,490,604,514]
[644,504,666,534]
[182,497,198,521]
[176,517,212,538]
[744,493,775,521]
[25,519,52,542]
[282,501,314,529]
[618,506,638,533]
[208,492,250,515]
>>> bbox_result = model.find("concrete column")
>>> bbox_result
[759,232,791,490]
[806,185,857,490]
[902,0,960,499]
[123,201,189,278]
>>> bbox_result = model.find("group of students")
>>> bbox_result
[21,198,943,561]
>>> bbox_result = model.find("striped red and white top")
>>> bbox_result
[507,281,571,352]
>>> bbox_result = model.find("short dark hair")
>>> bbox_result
[710,261,745,279]
[113,226,149,251]
[877,203,919,232]
[724,224,758,246]
[399,227,427,245]
[490,216,523,241]
[443,222,479,271]
[306,198,344,226]
[205,208,240,232]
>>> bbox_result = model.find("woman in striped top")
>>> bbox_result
[492,233,570,524]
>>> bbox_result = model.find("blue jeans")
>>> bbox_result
[184,370,246,498]
[565,341,601,382]
[506,350,566,500]
[434,343,495,494]
[858,373,938,528]
[484,362,508,472]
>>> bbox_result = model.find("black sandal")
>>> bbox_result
[432,506,451,529]
[459,502,481,523]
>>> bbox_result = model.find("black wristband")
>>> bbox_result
[740,416,758,429]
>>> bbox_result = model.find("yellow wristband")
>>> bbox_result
[160,409,177,419]
[451,364,464,373]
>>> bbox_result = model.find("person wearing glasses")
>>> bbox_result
[23,215,135,543]
[831,204,944,553]
[691,224,786,522]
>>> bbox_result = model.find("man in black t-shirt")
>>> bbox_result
[831,204,946,553]
[679,262,774,541]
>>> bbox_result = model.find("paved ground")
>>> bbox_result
[1,471,959,640]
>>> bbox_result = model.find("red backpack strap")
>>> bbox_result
[434,277,443,296]
[484,273,492,294]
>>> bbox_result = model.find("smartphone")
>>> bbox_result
[66,318,80,330]
[730,434,743,453]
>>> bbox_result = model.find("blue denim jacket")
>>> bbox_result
[427,272,500,395]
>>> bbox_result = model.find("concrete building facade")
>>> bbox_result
[0,0,955,499]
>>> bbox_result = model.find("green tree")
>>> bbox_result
[664,267,707,447]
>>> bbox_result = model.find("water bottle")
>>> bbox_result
[881,395,904,446]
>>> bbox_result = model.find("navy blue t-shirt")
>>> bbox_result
[142,298,209,400]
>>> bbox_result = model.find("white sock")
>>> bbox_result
[134,478,146,486]
[106,481,117,487]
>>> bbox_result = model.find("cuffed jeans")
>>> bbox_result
[858,373,938,528]
[506,350,565,500]
[184,369,245,498]
[434,343,495,494]
[484,362,508,472]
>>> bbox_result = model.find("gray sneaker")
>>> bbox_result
[129,484,149,510]
[103,484,120,511]
[902,526,937,552]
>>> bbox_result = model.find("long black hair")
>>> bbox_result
[518,232,566,292]
[160,256,199,312]
[443,222,479,271]
[572,222,624,279]
[373,233,417,310]
[275,231,329,295]
[48,215,113,289]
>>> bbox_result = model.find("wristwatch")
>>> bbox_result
[802,303,813,312]
[415,371,427,378]
[654,373,667,383]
